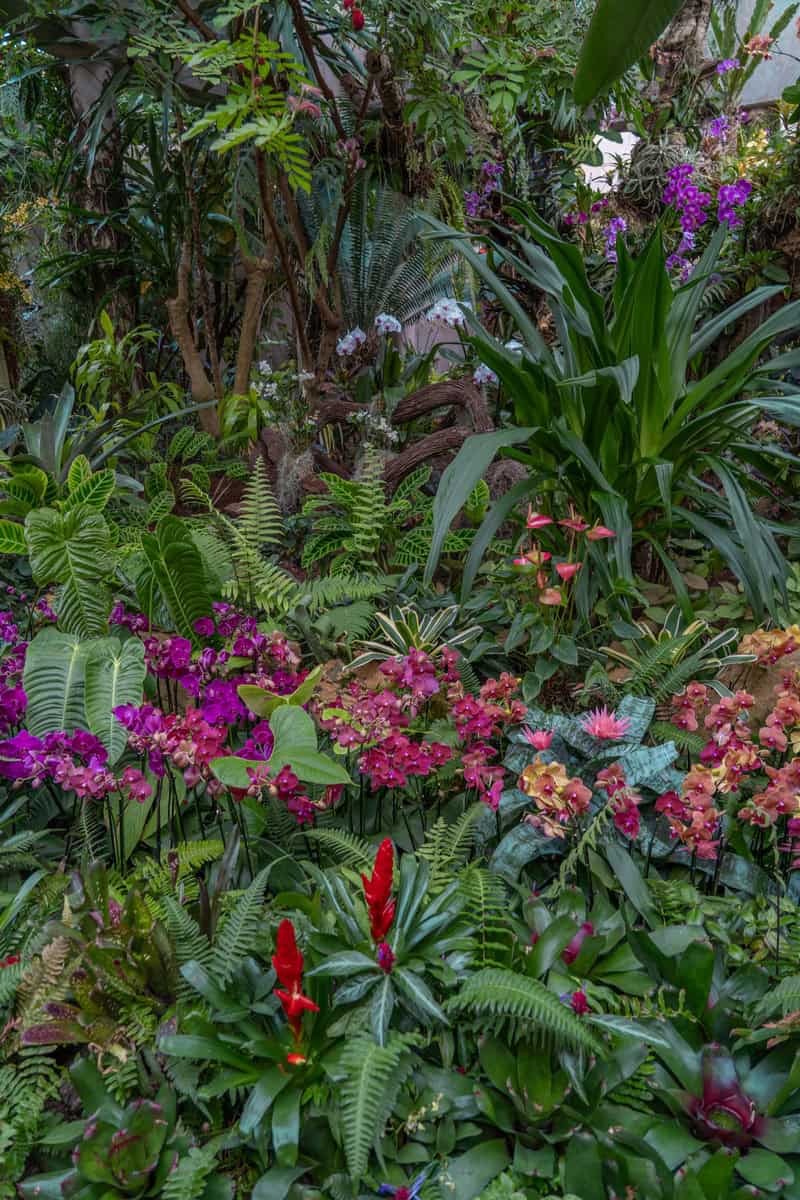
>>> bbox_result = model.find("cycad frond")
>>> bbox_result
[447,968,606,1054]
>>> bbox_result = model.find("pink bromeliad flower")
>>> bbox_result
[523,728,553,751]
[580,706,631,740]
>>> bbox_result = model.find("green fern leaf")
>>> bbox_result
[210,867,271,984]
[340,1032,418,1180]
[448,968,606,1054]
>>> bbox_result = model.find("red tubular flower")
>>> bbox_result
[351,7,364,28]
[272,919,319,1042]
[362,838,395,941]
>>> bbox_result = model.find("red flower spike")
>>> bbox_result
[362,838,395,941]
[272,919,319,1041]
[272,919,304,991]
[351,8,364,29]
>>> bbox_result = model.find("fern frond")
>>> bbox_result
[210,866,271,983]
[649,721,706,755]
[459,867,513,967]
[297,574,394,614]
[340,1032,418,1180]
[162,899,213,999]
[240,458,282,550]
[418,806,482,894]
[754,974,800,1022]
[301,827,374,871]
[447,968,606,1055]
[161,1144,219,1200]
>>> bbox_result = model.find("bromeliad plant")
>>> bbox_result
[422,204,800,619]
[18,1058,227,1200]
[306,838,468,1044]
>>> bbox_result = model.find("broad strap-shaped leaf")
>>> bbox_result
[425,428,536,586]
[84,637,147,764]
[25,505,112,637]
[22,627,100,737]
[138,516,212,640]
[574,0,685,106]
[0,519,27,555]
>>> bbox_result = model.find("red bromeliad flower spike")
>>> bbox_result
[362,838,395,942]
[272,919,319,1042]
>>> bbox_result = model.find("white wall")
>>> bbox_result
[738,0,799,104]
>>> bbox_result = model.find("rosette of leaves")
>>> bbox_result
[304,852,470,1046]
[490,695,682,881]
[19,1058,227,1199]
[158,873,340,1173]
[19,863,177,1054]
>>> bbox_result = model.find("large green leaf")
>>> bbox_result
[25,506,112,637]
[424,428,536,586]
[22,628,98,738]
[0,520,27,556]
[574,0,685,106]
[138,516,212,640]
[84,637,147,764]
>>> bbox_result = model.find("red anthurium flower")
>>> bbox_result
[556,561,582,582]
[526,507,553,530]
[586,524,616,541]
[272,919,319,1041]
[362,838,395,941]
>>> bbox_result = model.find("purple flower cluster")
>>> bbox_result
[716,58,740,75]
[663,164,712,233]
[604,217,627,264]
[464,161,504,219]
[110,602,150,634]
[0,623,26,734]
[563,197,609,227]
[35,597,57,623]
[359,732,452,790]
[708,115,730,140]
[0,727,146,802]
[718,178,752,229]
[380,648,439,706]
[112,703,228,788]
[666,231,696,281]
[0,611,19,644]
